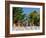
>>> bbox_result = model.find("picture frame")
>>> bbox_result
[5,1,45,37]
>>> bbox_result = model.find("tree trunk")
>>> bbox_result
[17,21,21,28]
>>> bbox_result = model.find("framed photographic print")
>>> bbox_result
[5,1,45,37]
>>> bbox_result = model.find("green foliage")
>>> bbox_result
[13,7,40,26]
[29,10,40,26]
[13,7,25,23]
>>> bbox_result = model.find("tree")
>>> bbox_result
[29,10,40,26]
[13,7,25,26]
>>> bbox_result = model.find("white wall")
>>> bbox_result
[0,0,5,37]
[6,0,44,2]
[0,0,46,38]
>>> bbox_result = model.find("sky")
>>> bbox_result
[22,7,40,15]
